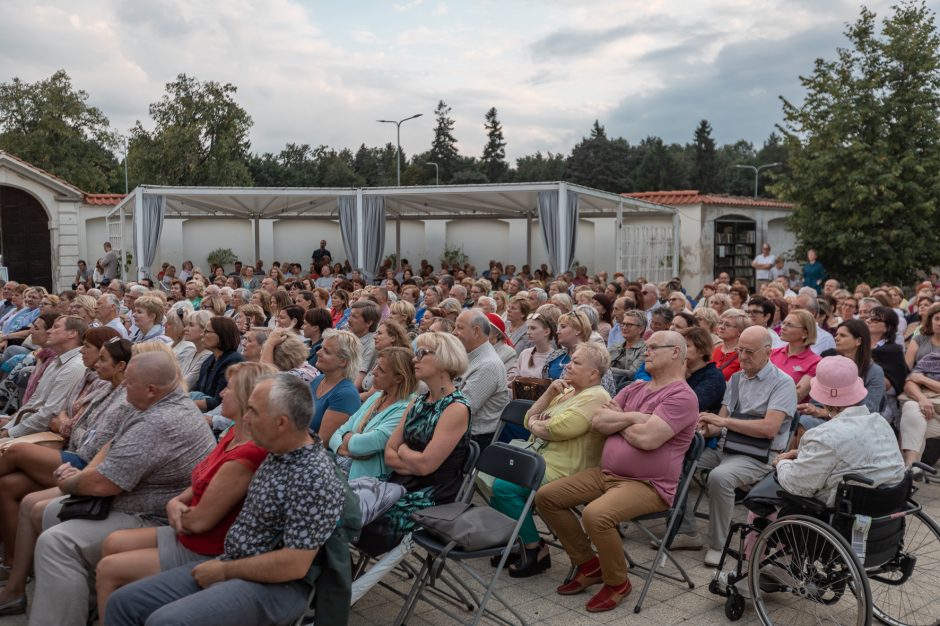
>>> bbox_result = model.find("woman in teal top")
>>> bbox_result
[329,347,417,480]
[802,248,827,294]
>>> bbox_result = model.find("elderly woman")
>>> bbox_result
[417,286,441,324]
[359,320,411,401]
[389,300,418,340]
[667,291,689,315]
[260,329,320,382]
[239,327,269,363]
[131,296,173,345]
[905,302,940,370]
[486,313,519,382]
[191,316,244,412]
[180,311,213,388]
[355,332,471,559]
[438,298,462,322]
[329,347,417,480]
[693,307,722,347]
[310,329,362,443]
[770,309,821,401]
[543,311,616,395]
[164,310,195,373]
[551,293,574,314]
[609,310,647,387]
[491,342,611,578]
[94,362,273,622]
[709,293,732,316]
[0,287,42,350]
[712,309,750,380]
[505,295,533,354]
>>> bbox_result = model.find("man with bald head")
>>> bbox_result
[536,331,699,612]
[31,351,215,626]
[674,325,797,566]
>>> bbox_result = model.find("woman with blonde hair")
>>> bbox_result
[551,293,574,314]
[131,296,173,345]
[310,329,362,442]
[493,290,510,319]
[389,300,418,339]
[543,310,616,394]
[260,329,320,382]
[68,294,98,326]
[359,320,410,401]
[771,309,821,401]
[330,346,418,479]
[505,295,533,354]
[94,362,274,622]
[438,297,462,322]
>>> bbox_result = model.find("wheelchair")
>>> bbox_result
[707,465,940,626]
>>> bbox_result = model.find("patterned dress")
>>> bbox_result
[356,390,470,556]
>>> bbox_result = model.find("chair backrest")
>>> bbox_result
[832,471,914,568]
[681,432,706,483]
[500,399,533,427]
[455,439,481,503]
[475,442,545,492]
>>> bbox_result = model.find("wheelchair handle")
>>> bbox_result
[843,473,874,486]
[913,462,938,475]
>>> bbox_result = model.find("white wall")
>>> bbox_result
[445,220,510,271]
[273,219,342,266]
[382,220,426,266]
[182,219,253,272]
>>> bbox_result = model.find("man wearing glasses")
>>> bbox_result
[745,296,785,349]
[672,326,797,567]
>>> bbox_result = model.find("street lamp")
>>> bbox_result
[426,161,439,186]
[377,113,423,186]
[733,162,782,198]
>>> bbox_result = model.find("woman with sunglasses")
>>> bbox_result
[712,309,750,381]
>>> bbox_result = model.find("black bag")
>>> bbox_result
[411,502,516,551]
[721,374,776,463]
[58,495,113,522]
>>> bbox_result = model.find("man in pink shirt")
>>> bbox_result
[535,330,698,613]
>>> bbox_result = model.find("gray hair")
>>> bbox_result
[129,284,148,296]
[575,304,599,331]
[233,288,251,302]
[798,287,818,299]
[529,287,548,303]
[622,309,647,330]
[220,286,234,297]
[465,309,491,336]
[266,373,315,432]
[101,293,121,310]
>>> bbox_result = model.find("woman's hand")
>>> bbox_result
[528,413,550,439]
[167,498,192,534]
[53,462,80,482]
[546,378,569,398]
[269,329,289,346]
[918,397,936,421]
[797,403,825,418]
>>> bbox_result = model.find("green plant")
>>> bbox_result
[120,249,133,279]
[206,247,237,271]
[440,244,468,268]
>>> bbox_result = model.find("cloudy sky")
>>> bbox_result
[0,0,901,161]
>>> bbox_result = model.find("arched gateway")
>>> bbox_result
[0,185,53,288]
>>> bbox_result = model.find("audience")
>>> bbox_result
[191,317,244,412]
[453,310,511,449]
[309,329,362,442]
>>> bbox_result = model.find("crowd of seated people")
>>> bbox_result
[0,248,933,621]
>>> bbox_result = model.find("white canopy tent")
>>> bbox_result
[106,181,677,280]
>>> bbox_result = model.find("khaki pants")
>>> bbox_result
[900,400,940,456]
[535,468,666,585]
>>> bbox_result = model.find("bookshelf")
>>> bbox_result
[714,218,757,291]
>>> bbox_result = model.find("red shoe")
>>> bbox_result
[556,556,603,595]
[585,578,632,612]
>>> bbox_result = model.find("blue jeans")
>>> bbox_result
[106,562,311,626]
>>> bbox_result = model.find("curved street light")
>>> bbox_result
[733,162,782,198]
[377,113,423,186]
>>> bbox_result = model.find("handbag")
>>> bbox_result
[721,374,776,463]
[512,377,551,402]
[58,495,113,522]
[411,501,516,551]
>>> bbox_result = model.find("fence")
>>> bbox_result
[618,224,675,283]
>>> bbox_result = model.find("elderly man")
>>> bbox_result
[450,284,469,309]
[29,351,215,626]
[453,309,511,449]
[792,292,837,354]
[640,283,660,322]
[673,326,797,565]
[105,374,346,626]
[0,316,88,438]
[95,294,128,338]
[0,282,17,319]
[348,301,380,390]
[260,277,278,296]
[536,330,698,612]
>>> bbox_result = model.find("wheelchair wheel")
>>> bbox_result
[748,515,872,626]
[869,509,940,626]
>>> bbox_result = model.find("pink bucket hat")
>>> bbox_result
[809,355,868,407]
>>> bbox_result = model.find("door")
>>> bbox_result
[0,186,52,288]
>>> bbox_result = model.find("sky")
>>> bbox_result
[0,0,908,162]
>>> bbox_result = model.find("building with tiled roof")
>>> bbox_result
[621,189,796,292]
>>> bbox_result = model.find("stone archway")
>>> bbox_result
[0,186,52,288]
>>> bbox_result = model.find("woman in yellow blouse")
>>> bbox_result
[490,342,610,578]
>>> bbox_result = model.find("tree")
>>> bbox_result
[630,136,687,191]
[777,1,940,285]
[690,120,721,192]
[430,100,459,182]
[481,107,508,182]
[564,121,630,192]
[129,74,253,186]
[0,70,120,192]
[514,151,567,182]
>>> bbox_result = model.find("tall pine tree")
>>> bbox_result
[430,100,459,182]
[690,119,721,192]
[481,107,507,182]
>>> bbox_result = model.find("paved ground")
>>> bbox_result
[3,478,939,625]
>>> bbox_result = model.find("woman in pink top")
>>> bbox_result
[770,310,821,401]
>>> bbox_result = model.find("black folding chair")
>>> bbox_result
[395,443,546,626]
[623,432,705,613]
[490,399,534,444]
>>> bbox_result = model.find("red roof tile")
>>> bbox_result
[623,190,792,209]
[84,193,126,206]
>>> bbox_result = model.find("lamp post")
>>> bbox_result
[733,162,782,198]
[377,113,423,186]
[426,161,439,186]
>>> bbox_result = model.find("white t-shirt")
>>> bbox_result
[753,254,775,280]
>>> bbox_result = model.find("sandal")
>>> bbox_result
[508,541,551,578]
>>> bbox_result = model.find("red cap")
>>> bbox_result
[485,312,513,348]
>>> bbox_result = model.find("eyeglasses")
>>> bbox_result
[620,321,644,328]
[735,345,767,356]
[867,317,886,324]
[747,309,764,317]
[414,348,435,361]
[525,313,545,322]
[646,344,679,352]
[106,336,124,344]
[41,301,53,306]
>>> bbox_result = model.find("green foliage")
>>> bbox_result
[440,243,468,267]
[691,120,721,192]
[564,121,632,192]
[206,247,237,270]
[481,107,508,182]
[514,151,566,182]
[0,70,120,192]
[777,1,940,285]
[129,74,253,187]
[430,100,459,182]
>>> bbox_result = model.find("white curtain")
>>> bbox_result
[339,195,385,281]
[537,190,579,275]
[135,194,165,279]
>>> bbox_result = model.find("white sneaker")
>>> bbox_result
[704,548,723,567]
[649,532,704,551]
